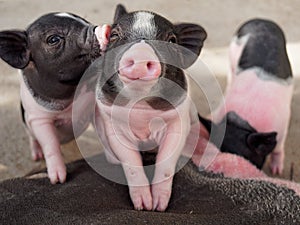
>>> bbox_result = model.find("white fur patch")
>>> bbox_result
[132,12,157,38]
[55,12,89,26]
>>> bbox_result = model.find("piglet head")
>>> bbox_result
[0,13,104,104]
[200,112,277,169]
[97,4,207,108]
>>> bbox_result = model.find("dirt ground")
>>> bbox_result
[0,0,300,183]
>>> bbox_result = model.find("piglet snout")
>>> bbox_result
[119,42,161,81]
[94,25,111,51]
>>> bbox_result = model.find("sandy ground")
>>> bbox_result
[0,0,300,182]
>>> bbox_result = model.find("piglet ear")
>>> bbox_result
[174,23,207,68]
[0,30,30,69]
[113,4,128,23]
[247,132,277,156]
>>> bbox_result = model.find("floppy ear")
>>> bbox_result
[113,4,128,23]
[174,23,207,68]
[247,132,277,156]
[0,30,30,69]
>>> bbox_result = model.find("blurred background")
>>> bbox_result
[0,0,300,181]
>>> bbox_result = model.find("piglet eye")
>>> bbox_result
[168,35,177,43]
[47,35,63,46]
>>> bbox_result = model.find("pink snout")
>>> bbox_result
[119,42,161,81]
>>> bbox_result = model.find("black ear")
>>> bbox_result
[247,132,277,156]
[113,4,128,23]
[0,30,30,69]
[174,23,207,68]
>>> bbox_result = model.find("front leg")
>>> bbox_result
[123,162,153,211]
[31,121,66,184]
[152,131,188,211]
[105,134,153,211]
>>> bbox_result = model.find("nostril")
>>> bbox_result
[147,62,153,70]
[147,61,157,72]
[147,62,152,70]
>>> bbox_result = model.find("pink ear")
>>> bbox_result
[95,24,111,51]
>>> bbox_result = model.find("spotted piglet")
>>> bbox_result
[0,13,107,184]
[212,19,293,174]
[94,4,206,211]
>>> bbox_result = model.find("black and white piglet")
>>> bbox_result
[94,5,206,211]
[210,19,293,173]
[0,13,106,184]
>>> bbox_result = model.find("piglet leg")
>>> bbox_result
[270,145,285,175]
[270,127,289,174]
[31,121,66,184]
[151,176,173,212]
[152,131,187,211]
[105,134,153,211]
[123,163,153,211]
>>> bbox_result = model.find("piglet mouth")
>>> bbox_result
[118,74,158,85]
[118,71,160,84]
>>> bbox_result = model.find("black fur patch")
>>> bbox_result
[237,18,292,80]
